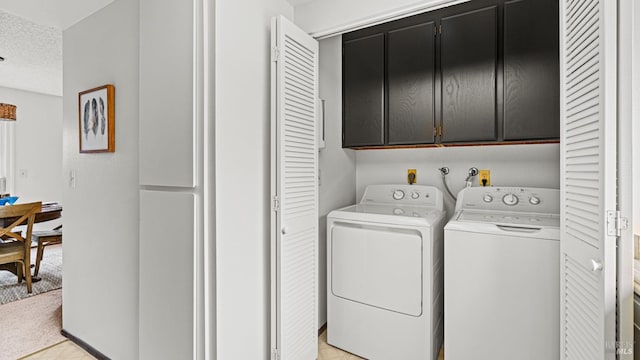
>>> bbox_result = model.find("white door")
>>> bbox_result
[560,0,617,359]
[270,15,319,360]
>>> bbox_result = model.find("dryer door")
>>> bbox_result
[331,222,424,316]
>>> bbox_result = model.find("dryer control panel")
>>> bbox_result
[455,187,559,214]
[360,185,444,211]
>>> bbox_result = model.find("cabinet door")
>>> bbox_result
[343,34,385,147]
[140,0,194,187]
[503,0,559,140]
[139,190,194,359]
[441,6,497,143]
[388,22,436,145]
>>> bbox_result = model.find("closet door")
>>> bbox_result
[560,0,617,359]
[270,15,319,360]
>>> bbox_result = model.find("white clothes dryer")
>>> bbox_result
[327,184,446,360]
[444,187,560,360]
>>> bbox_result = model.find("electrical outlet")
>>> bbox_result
[407,169,417,184]
[479,169,490,186]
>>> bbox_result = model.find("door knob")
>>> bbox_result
[281,227,287,235]
[591,259,603,272]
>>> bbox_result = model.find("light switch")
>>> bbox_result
[69,170,76,189]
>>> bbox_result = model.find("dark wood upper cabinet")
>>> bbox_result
[341,0,559,148]
[440,6,497,143]
[503,0,559,140]
[343,33,385,147]
[387,22,437,145]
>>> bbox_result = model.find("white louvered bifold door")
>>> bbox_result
[270,15,319,360]
[560,0,617,359]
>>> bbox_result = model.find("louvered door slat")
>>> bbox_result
[560,0,617,358]
[271,15,319,360]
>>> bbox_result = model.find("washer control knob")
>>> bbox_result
[502,193,519,206]
[483,194,493,203]
[393,208,405,215]
[529,196,541,205]
[411,191,420,199]
[392,190,405,200]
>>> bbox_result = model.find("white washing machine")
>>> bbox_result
[327,184,446,360]
[444,187,560,360]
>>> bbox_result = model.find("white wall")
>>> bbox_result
[62,0,140,358]
[317,36,357,327]
[356,145,560,216]
[215,0,294,359]
[0,86,62,205]
[295,0,468,36]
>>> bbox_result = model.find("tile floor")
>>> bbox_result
[318,329,445,360]
[20,340,95,360]
[22,331,445,359]
[318,329,364,359]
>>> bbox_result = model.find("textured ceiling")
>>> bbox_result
[0,0,114,29]
[0,0,313,96]
[0,11,62,96]
[0,0,113,96]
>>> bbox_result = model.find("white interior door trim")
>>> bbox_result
[309,0,470,39]
[617,0,638,358]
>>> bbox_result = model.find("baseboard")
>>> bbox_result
[318,322,327,335]
[60,329,110,360]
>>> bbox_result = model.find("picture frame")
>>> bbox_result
[78,84,115,153]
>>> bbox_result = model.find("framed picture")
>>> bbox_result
[78,84,115,153]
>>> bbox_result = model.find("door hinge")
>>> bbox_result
[271,348,280,360]
[434,24,438,35]
[434,125,443,137]
[271,46,280,62]
[272,195,280,212]
[606,210,629,237]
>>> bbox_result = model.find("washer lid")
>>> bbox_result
[328,203,445,227]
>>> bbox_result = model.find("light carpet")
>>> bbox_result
[0,244,62,304]
[0,288,65,360]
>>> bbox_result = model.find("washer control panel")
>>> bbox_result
[456,187,559,214]
[361,185,444,211]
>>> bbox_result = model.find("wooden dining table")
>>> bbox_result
[0,202,62,228]
[0,202,63,282]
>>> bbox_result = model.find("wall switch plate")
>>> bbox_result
[69,170,76,189]
[407,169,417,184]
[479,169,490,186]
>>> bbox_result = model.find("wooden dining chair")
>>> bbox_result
[31,225,62,277]
[0,202,42,293]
